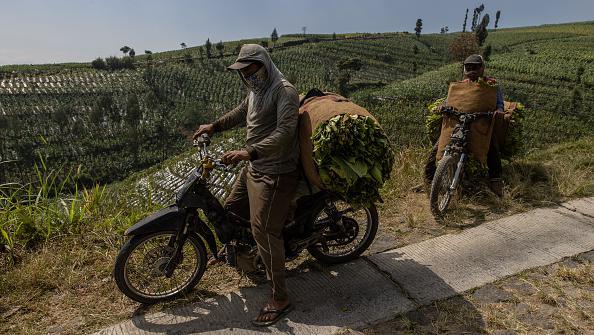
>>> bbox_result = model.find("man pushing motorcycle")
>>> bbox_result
[193,44,299,326]
[424,54,505,197]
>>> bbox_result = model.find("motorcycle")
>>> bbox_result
[429,107,494,218]
[113,134,379,304]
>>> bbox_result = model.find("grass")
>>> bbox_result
[363,252,594,334]
[1,136,590,334]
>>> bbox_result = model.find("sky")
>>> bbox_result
[1,0,593,65]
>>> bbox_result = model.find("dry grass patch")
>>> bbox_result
[364,253,594,335]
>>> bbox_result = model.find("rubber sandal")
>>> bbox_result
[251,303,294,327]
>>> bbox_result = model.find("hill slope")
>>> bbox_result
[0,33,444,186]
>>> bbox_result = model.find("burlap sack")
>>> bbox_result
[299,93,376,189]
[437,81,497,164]
[493,101,518,149]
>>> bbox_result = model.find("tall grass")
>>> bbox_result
[0,157,118,257]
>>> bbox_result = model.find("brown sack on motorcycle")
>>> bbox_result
[492,101,518,149]
[298,93,377,189]
[437,81,497,164]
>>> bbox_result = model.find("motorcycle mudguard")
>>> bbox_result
[191,216,219,255]
[124,205,185,236]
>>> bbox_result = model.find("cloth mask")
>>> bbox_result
[243,66,268,94]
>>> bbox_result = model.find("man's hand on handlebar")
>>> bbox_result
[221,150,250,165]
[193,124,215,140]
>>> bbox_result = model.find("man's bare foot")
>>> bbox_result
[252,298,293,327]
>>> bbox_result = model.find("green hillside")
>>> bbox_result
[0,33,444,186]
[1,21,594,335]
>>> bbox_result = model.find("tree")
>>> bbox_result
[463,8,469,32]
[449,32,480,62]
[120,56,135,69]
[91,57,107,70]
[414,19,423,38]
[180,42,187,49]
[441,27,445,34]
[215,40,225,57]
[471,4,485,32]
[120,46,131,55]
[205,38,212,58]
[445,26,449,33]
[332,32,337,40]
[302,26,307,37]
[495,10,501,29]
[128,48,135,57]
[475,14,490,46]
[105,56,121,70]
[271,28,279,46]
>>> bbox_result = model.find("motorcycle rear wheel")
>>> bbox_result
[307,201,378,264]
[113,231,207,304]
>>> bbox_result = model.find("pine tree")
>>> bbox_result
[205,38,212,58]
[271,28,279,47]
[475,14,490,46]
[495,10,501,29]
[463,8,469,32]
[414,19,423,38]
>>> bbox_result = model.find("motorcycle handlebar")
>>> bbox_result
[441,107,494,119]
[193,134,233,172]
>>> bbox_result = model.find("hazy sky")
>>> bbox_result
[1,0,593,65]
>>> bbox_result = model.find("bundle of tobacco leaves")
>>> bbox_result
[311,114,394,206]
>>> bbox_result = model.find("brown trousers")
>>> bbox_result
[224,166,298,301]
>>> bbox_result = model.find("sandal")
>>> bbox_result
[251,303,294,327]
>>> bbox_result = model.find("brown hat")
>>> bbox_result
[227,60,254,70]
[227,44,267,70]
[464,54,484,65]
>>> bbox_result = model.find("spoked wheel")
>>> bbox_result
[430,154,460,218]
[307,200,378,264]
[113,231,207,304]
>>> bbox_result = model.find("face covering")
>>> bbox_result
[242,66,268,94]
[463,65,483,80]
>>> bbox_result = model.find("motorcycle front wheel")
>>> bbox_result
[429,154,460,218]
[113,231,207,304]
[307,200,378,264]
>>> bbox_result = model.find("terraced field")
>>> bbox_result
[0,33,446,187]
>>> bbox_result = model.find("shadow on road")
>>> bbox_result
[118,253,486,334]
